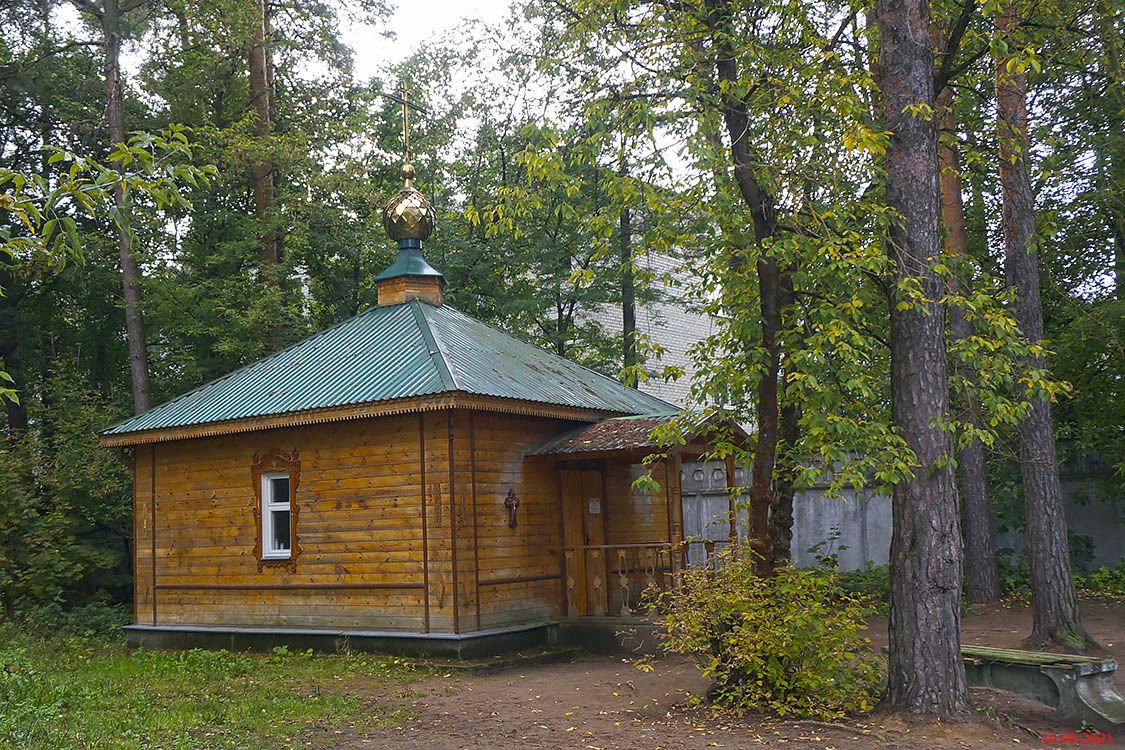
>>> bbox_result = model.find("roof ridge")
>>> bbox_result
[409,300,458,392]
[99,304,392,435]
[102,299,676,440]
[432,304,677,411]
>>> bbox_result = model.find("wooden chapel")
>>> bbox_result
[100,114,729,655]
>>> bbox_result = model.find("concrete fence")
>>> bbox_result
[680,459,1121,572]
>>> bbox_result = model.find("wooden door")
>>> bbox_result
[561,466,608,616]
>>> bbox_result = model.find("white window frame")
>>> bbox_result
[261,471,292,560]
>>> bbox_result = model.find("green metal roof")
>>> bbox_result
[373,243,444,282]
[101,300,674,438]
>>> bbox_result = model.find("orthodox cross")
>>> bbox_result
[380,83,429,165]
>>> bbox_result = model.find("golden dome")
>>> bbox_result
[381,163,435,242]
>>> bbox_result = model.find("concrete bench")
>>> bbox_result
[962,645,1125,730]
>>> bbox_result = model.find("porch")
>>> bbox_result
[531,414,745,622]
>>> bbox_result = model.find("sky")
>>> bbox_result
[343,0,513,80]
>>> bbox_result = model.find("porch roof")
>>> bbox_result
[529,414,679,456]
[529,412,751,457]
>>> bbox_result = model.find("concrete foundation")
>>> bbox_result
[557,617,662,655]
[125,621,559,658]
[124,617,667,658]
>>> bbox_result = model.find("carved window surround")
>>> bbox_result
[251,448,301,572]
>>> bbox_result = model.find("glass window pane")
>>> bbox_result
[271,510,290,551]
[269,476,290,506]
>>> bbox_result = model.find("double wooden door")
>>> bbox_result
[561,466,608,616]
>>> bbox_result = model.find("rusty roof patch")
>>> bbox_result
[529,414,680,456]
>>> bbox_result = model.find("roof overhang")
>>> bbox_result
[98,392,620,448]
[528,412,749,459]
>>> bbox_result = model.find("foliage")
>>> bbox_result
[0,369,131,612]
[997,552,1124,599]
[1075,564,1125,601]
[462,119,655,372]
[996,548,1033,595]
[837,563,891,616]
[0,624,419,750]
[655,550,883,720]
[21,601,131,640]
[0,128,212,402]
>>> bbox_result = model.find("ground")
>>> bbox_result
[330,601,1124,750]
[1,601,1122,749]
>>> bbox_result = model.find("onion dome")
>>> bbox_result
[375,160,443,306]
[381,163,435,243]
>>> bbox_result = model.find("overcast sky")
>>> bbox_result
[343,0,512,80]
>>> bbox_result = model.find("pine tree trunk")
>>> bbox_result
[876,0,969,716]
[994,4,1094,651]
[249,0,279,269]
[937,87,1001,604]
[102,0,151,414]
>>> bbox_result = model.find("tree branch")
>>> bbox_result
[69,0,104,18]
[934,0,978,94]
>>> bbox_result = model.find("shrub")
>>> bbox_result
[996,547,1031,594]
[837,562,890,615]
[654,549,883,720]
[1076,563,1125,600]
[22,601,130,641]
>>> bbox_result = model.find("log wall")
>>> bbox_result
[133,409,579,632]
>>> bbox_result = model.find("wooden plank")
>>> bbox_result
[419,412,430,633]
[479,573,562,587]
[151,444,157,625]
[448,409,459,633]
[155,583,424,591]
[560,468,588,616]
[470,411,481,629]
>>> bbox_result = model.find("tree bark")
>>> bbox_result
[249,0,279,269]
[994,4,1094,650]
[937,86,1001,604]
[876,0,969,716]
[768,400,799,568]
[101,0,152,414]
[704,0,785,574]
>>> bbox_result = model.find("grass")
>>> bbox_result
[0,625,424,750]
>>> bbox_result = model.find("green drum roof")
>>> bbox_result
[101,300,674,438]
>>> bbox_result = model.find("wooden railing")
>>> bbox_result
[682,537,735,568]
[563,542,674,617]
[560,539,740,617]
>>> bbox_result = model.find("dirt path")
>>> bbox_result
[326,601,1124,750]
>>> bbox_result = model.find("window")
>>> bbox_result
[252,448,300,568]
[261,472,292,559]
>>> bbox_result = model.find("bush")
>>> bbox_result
[837,563,890,615]
[655,550,883,720]
[996,548,1031,594]
[1076,563,1125,600]
[22,601,130,640]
